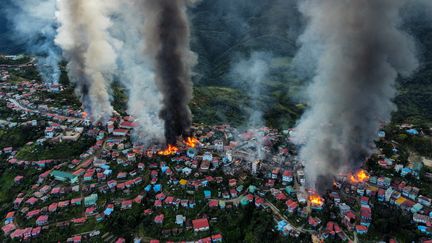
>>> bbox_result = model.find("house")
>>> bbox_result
[271,168,280,179]
[48,202,58,212]
[192,218,210,232]
[230,189,238,198]
[282,170,293,184]
[419,195,432,207]
[356,225,368,234]
[67,235,82,243]
[113,129,128,136]
[2,223,16,236]
[360,205,372,227]
[71,198,82,205]
[84,194,98,207]
[211,234,223,242]
[31,227,41,238]
[308,216,321,228]
[51,170,78,184]
[14,176,24,184]
[154,214,164,224]
[413,213,430,224]
[36,215,48,226]
[121,200,133,210]
[45,127,55,138]
[71,217,87,225]
[209,200,219,208]
[26,209,41,219]
[119,121,136,129]
[85,207,96,215]
[255,196,265,207]
[342,211,356,230]
[26,197,38,206]
[286,200,298,213]
[176,215,185,225]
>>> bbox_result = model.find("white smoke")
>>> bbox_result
[292,0,419,191]
[6,0,61,85]
[55,0,118,123]
[231,51,272,160]
[111,0,165,146]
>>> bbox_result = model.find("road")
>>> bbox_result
[8,98,83,121]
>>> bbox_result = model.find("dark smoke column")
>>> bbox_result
[292,0,419,192]
[142,0,197,145]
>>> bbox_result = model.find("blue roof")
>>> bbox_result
[406,129,419,135]
[161,166,168,173]
[153,184,162,192]
[144,185,152,192]
[104,208,114,215]
[277,220,288,231]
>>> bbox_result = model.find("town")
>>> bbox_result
[1,55,432,242]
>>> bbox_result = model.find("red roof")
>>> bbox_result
[113,129,128,134]
[276,193,287,201]
[36,215,48,222]
[212,234,223,240]
[283,170,293,177]
[5,211,15,219]
[209,200,219,207]
[71,197,82,204]
[154,214,164,223]
[192,218,209,230]
[2,223,16,234]
[71,217,87,224]
[120,121,137,128]
[116,238,126,243]
[26,209,40,218]
[356,225,368,231]
[345,211,356,220]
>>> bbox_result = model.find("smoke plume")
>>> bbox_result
[232,52,272,128]
[55,0,118,123]
[5,0,61,85]
[141,0,197,145]
[231,52,272,159]
[292,0,419,192]
[111,0,165,145]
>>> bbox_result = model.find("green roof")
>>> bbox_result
[84,194,98,206]
[51,170,77,180]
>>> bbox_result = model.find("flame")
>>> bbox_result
[184,137,199,148]
[82,112,88,119]
[158,144,179,156]
[309,194,324,206]
[349,169,370,183]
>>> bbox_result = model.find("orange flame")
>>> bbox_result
[309,194,324,206]
[184,137,199,148]
[82,112,88,119]
[349,169,370,183]
[157,144,179,156]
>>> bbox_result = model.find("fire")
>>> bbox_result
[184,137,199,148]
[349,169,370,183]
[309,194,324,206]
[82,112,88,119]
[157,144,179,156]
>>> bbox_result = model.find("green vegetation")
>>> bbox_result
[0,166,39,216]
[0,55,31,65]
[0,126,44,148]
[366,204,421,242]
[112,82,128,115]
[16,136,95,161]
[191,85,302,129]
